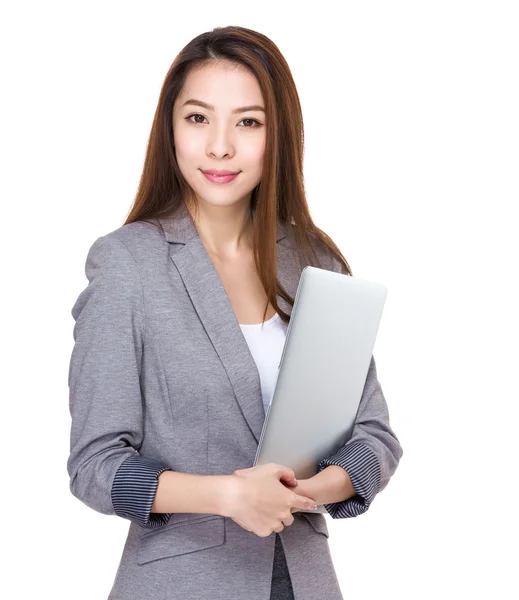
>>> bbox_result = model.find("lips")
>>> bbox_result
[201,169,240,184]
[201,169,240,176]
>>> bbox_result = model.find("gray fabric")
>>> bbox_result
[270,534,295,599]
[67,202,402,599]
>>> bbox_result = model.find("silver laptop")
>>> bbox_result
[253,266,387,514]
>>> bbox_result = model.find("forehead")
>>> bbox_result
[176,61,263,107]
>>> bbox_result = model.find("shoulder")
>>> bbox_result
[86,220,166,264]
[285,226,340,273]
[306,227,350,275]
[98,219,164,253]
[81,220,167,288]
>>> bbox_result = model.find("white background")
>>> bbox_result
[2,1,517,598]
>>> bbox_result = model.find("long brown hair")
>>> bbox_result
[123,25,352,325]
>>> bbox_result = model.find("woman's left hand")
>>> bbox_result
[233,466,312,513]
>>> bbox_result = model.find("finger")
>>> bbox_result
[280,473,297,484]
[282,478,298,487]
[296,494,318,510]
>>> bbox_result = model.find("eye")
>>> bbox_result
[238,118,262,128]
[185,114,262,128]
[186,114,208,125]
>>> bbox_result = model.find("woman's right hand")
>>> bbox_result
[222,463,318,537]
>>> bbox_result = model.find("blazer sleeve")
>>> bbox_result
[316,256,404,518]
[67,234,173,530]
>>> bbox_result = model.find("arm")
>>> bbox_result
[151,471,233,515]
[311,254,404,518]
[317,353,403,517]
[289,465,357,508]
[289,356,402,516]
[67,234,174,529]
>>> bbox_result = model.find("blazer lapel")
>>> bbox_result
[155,204,302,445]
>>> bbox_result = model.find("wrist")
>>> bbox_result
[215,475,240,518]
[292,478,321,505]
[312,465,357,504]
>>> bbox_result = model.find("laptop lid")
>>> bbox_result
[253,266,387,514]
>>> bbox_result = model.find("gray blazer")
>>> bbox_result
[67,202,403,600]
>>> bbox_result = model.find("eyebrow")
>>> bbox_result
[181,99,265,114]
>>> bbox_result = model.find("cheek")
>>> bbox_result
[173,123,202,160]
[242,136,265,169]
[174,136,201,160]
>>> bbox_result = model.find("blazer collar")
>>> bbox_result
[154,203,301,447]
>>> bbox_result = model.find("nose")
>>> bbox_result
[206,124,235,159]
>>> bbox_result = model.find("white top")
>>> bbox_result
[239,313,288,415]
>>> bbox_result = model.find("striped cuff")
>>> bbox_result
[317,442,381,518]
[111,454,174,529]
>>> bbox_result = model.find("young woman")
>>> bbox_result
[67,25,403,600]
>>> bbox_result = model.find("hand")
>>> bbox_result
[234,466,316,514]
[285,477,316,513]
[225,464,318,537]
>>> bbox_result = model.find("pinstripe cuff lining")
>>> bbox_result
[111,454,174,529]
[317,442,381,518]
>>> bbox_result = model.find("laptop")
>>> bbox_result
[253,266,388,514]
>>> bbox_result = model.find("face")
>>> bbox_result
[172,61,266,213]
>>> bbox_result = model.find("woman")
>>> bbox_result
[67,25,403,600]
